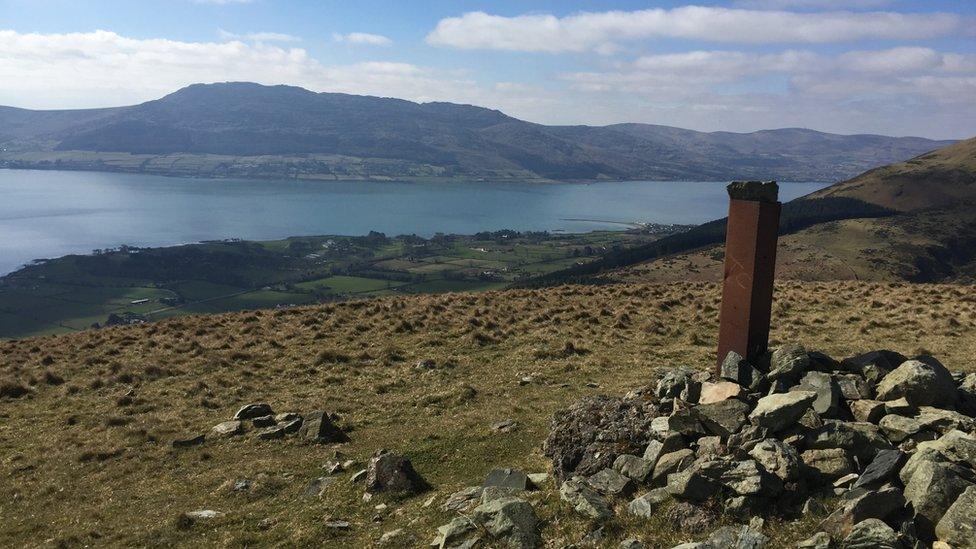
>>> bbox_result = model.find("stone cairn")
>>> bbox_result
[432,346,976,549]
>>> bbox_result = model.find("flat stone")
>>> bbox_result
[935,484,976,548]
[923,429,976,469]
[841,519,899,549]
[304,476,336,497]
[491,419,519,433]
[653,408,704,437]
[184,509,223,520]
[879,414,923,442]
[628,488,671,518]
[613,454,653,483]
[695,399,750,437]
[324,520,350,530]
[805,421,892,463]
[699,381,744,405]
[209,420,244,439]
[652,449,696,484]
[797,532,831,549]
[704,524,769,549]
[431,517,477,549]
[849,400,886,424]
[484,468,530,491]
[852,449,905,489]
[440,487,483,512]
[298,411,349,443]
[252,415,276,428]
[172,435,206,448]
[560,477,612,520]
[884,397,915,416]
[256,425,288,440]
[916,407,975,435]
[749,391,817,432]
[841,350,906,383]
[836,374,874,401]
[721,351,765,390]
[587,468,635,497]
[620,538,646,549]
[700,459,782,497]
[234,403,274,420]
[748,438,800,482]
[875,358,958,407]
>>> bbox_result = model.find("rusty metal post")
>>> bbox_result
[716,181,781,373]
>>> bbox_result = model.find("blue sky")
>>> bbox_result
[1,0,974,138]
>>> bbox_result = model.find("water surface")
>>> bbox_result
[0,170,830,275]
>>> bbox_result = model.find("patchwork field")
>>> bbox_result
[1,281,974,547]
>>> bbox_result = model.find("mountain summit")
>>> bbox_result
[0,82,956,182]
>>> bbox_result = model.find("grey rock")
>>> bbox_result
[256,425,288,440]
[841,350,907,383]
[700,459,782,497]
[365,451,429,494]
[696,399,751,437]
[666,468,720,502]
[794,372,843,418]
[485,468,531,491]
[350,469,367,483]
[492,419,519,433]
[821,486,906,540]
[879,414,922,443]
[620,539,646,549]
[252,415,276,428]
[903,459,974,539]
[378,528,407,546]
[653,449,696,484]
[560,477,612,520]
[769,344,810,382]
[836,374,874,401]
[209,420,244,438]
[802,448,854,483]
[721,352,765,390]
[749,391,817,432]
[184,509,223,520]
[613,454,653,483]
[653,408,705,437]
[852,449,905,489]
[644,433,685,467]
[704,524,769,549]
[481,485,526,504]
[727,425,772,458]
[304,476,336,497]
[471,497,539,549]
[628,488,671,518]
[324,520,350,530]
[697,436,725,458]
[274,412,301,423]
[527,473,550,487]
[899,446,946,485]
[431,517,478,549]
[935,485,976,548]
[234,403,274,420]
[748,438,800,482]
[657,369,695,399]
[298,411,348,443]
[922,429,976,469]
[841,519,899,549]
[806,421,893,463]
[796,531,831,549]
[441,487,483,512]
[172,435,206,448]
[875,359,958,407]
[916,407,975,435]
[849,400,886,424]
[884,397,915,416]
[587,468,635,497]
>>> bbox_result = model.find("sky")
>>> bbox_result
[1,0,974,139]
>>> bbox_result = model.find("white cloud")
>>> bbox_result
[733,0,892,9]
[217,29,300,42]
[426,7,965,52]
[332,32,392,46]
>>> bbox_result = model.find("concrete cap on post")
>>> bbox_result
[716,180,782,373]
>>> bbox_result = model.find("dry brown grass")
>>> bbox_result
[1,281,975,547]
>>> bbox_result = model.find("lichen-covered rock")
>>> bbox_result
[849,400,886,424]
[587,468,635,497]
[935,485,976,548]
[748,438,799,482]
[652,449,695,484]
[209,420,244,438]
[841,350,907,383]
[879,414,923,442]
[628,488,671,518]
[543,394,660,480]
[233,403,274,420]
[903,460,973,539]
[613,454,653,483]
[841,519,899,549]
[695,399,750,437]
[471,497,539,549]
[794,372,843,418]
[821,487,905,540]
[749,391,817,432]
[560,477,612,520]
[769,344,809,383]
[875,358,958,407]
[298,410,348,443]
[802,448,854,483]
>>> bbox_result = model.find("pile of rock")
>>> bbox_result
[176,403,350,445]
[543,346,976,548]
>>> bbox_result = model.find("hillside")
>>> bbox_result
[0,82,955,182]
[809,136,976,211]
[1,281,974,547]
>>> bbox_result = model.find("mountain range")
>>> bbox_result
[0,82,957,182]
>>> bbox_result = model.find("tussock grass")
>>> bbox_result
[0,281,974,547]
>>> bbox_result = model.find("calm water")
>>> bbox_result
[0,170,830,275]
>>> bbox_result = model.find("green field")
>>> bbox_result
[0,227,689,339]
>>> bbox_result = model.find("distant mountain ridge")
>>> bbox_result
[0,82,957,182]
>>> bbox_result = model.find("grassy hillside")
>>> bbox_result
[0,82,954,182]
[1,281,974,547]
[810,136,976,211]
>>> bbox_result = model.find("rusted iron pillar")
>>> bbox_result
[716,181,781,373]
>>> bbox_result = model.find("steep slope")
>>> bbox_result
[809,137,976,211]
[0,82,956,181]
